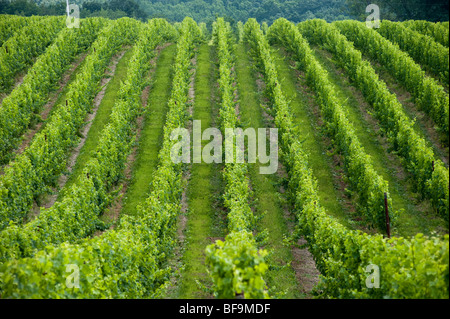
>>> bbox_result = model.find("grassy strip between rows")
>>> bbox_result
[235,43,302,298]
[177,43,217,299]
[248,18,448,299]
[120,44,176,218]
[307,47,447,237]
[205,19,269,299]
[58,48,134,201]
[270,49,355,231]
[0,18,196,298]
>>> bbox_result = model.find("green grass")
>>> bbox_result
[270,48,356,231]
[235,43,305,298]
[57,48,134,201]
[120,44,177,218]
[176,43,221,299]
[308,46,448,237]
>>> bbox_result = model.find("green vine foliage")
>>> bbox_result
[334,20,449,142]
[0,15,447,299]
[0,17,108,164]
[0,19,177,265]
[0,18,199,298]
[0,16,65,92]
[0,17,141,231]
[205,18,269,300]
[267,18,395,231]
[206,231,269,299]
[250,18,448,299]
[0,14,30,47]
[377,20,449,86]
[298,19,449,221]
[403,20,449,47]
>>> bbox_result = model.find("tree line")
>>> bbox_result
[0,0,448,25]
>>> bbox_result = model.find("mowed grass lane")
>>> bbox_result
[120,44,177,218]
[57,48,134,201]
[269,49,356,231]
[309,46,448,236]
[176,43,221,299]
[235,42,304,298]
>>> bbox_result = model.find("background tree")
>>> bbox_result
[1,0,448,22]
[346,0,449,21]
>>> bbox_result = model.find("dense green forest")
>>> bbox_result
[136,0,351,23]
[0,0,448,23]
[347,0,449,21]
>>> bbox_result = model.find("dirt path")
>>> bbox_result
[236,42,319,298]
[30,49,128,218]
[0,71,26,104]
[310,46,448,237]
[169,44,222,299]
[366,56,449,164]
[119,44,177,219]
[93,43,174,234]
[178,53,196,248]
[11,53,88,161]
